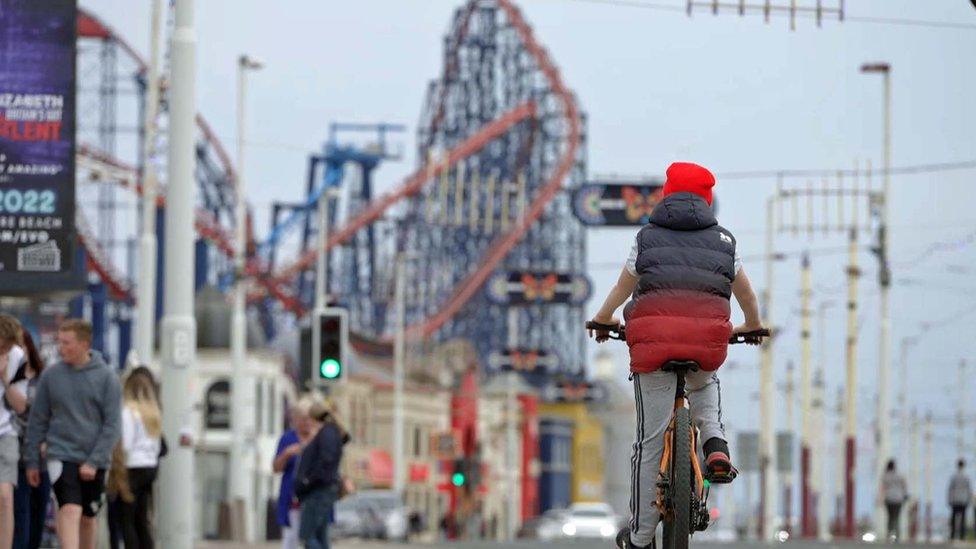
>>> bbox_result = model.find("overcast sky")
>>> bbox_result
[80,0,976,518]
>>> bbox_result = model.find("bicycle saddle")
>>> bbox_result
[661,360,700,373]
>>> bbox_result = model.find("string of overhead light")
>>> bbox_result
[546,0,976,31]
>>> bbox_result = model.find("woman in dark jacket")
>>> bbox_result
[294,401,347,549]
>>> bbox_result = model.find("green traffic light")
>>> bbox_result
[451,472,466,487]
[320,358,342,379]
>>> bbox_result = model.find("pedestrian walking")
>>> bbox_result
[949,459,972,540]
[294,400,347,549]
[272,399,312,549]
[881,459,908,541]
[6,329,52,549]
[0,314,26,549]
[24,319,122,549]
[116,369,162,549]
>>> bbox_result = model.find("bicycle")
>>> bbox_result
[586,321,769,549]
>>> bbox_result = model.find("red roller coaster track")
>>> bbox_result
[76,1,581,345]
[258,0,581,341]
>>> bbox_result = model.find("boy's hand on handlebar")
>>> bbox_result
[587,315,619,343]
[733,322,764,335]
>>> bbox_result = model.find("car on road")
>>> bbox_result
[522,509,570,541]
[561,502,621,540]
[332,490,409,541]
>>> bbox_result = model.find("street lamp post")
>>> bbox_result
[229,53,263,542]
[860,61,891,538]
[134,0,163,367]
[157,0,197,546]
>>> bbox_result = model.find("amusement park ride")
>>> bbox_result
[60,0,594,389]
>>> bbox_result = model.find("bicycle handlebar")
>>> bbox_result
[586,322,770,345]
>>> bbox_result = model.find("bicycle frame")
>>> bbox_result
[656,372,707,522]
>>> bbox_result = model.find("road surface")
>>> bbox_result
[197,539,950,548]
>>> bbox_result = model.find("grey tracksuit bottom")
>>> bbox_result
[629,370,726,547]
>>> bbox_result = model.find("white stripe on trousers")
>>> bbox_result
[627,369,727,547]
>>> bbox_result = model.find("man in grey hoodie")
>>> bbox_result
[949,459,973,540]
[23,319,121,549]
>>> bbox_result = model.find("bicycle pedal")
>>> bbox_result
[705,469,737,485]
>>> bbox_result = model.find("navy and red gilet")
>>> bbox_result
[623,192,736,373]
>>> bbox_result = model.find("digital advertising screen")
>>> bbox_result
[0,0,77,285]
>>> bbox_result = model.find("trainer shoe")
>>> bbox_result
[615,527,655,549]
[703,437,737,484]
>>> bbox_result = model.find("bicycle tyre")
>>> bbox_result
[666,407,692,549]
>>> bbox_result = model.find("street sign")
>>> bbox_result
[736,431,760,472]
[573,181,664,226]
[486,271,591,306]
[776,431,794,473]
[431,430,460,460]
[488,348,559,373]
[0,0,79,290]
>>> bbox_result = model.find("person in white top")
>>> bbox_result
[0,314,26,549]
[115,368,162,549]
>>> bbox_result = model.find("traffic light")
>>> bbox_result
[451,458,467,488]
[312,308,348,384]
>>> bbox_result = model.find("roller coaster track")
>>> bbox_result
[76,1,580,346]
[259,0,582,342]
[75,9,238,303]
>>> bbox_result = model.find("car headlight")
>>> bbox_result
[601,524,616,537]
[562,523,577,536]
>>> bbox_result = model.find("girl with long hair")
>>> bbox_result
[115,369,162,549]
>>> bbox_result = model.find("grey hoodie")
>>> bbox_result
[948,471,972,506]
[24,351,121,469]
[882,470,908,504]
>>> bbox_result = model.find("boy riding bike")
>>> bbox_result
[587,162,764,549]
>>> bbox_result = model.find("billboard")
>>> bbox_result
[573,181,664,226]
[0,0,78,286]
[573,180,717,226]
[486,270,591,306]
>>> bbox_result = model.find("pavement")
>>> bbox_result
[196,539,964,548]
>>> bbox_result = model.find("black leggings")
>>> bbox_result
[120,467,158,549]
[885,502,902,538]
[950,505,968,540]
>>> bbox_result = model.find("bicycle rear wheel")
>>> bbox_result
[663,407,692,549]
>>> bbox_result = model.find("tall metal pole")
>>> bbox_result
[843,228,860,538]
[314,188,333,315]
[393,253,406,494]
[923,411,932,542]
[834,386,845,538]
[861,62,892,537]
[759,192,778,541]
[134,0,163,366]
[784,362,795,535]
[799,252,813,537]
[229,54,261,542]
[506,372,519,541]
[897,338,915,471]
[157,1,197,545]
[958,360,967,457]
[908,408,919,541]
[311,190,330,387]
[811,368,826,540]
[815,300,832,540]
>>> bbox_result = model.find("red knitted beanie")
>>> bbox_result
[662,162,715,205]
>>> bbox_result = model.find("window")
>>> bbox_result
[413,425,422,457]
